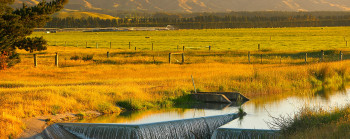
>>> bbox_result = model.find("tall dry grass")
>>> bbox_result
[1,46,349,138]
[272,106,350,139]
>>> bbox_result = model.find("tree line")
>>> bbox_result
[45,12,350,29]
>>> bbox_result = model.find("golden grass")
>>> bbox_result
[1,46,349,138]
[280,106,350,139]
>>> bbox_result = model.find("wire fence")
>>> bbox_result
[25,49,349,68]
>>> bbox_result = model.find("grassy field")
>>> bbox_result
[33,27,350,51]
[1,27,350,138]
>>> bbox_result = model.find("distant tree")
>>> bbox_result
[0,0,68,69]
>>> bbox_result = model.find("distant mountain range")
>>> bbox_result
[14,0,350,12]
[12,0,350,18]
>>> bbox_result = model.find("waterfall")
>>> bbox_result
[211,128,280,139]
[137,113,236,139]
[43,124,79,139]
[43,113,239,139]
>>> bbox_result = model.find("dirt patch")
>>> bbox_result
[19,111,101,139]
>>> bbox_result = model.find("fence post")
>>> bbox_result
[182,53,185,64]
[209,46,211,51]
[153,56,155,64]
[129,42,131,49]
[258,44,260,50]
[320,50,324,62]
[55,52,58,67]
[248,51,251,64]
[305,53,308,63]
[183,46,185,51]
[260,54,263,64]
[135,47,136,51]
[340,51,343,61]
[34,54,37,67]
[107,51,110,58]
[169,53,171,64]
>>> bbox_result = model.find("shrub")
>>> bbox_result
[117,100,144,110]
[70,55,80,60]
[116,99,157,110]
[82,55,93,61]
[96,102,121,114]
[309,65,333,82]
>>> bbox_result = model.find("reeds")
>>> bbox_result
[270,106,350,139]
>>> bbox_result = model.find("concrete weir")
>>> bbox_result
[191,92,249,103]
[43,113,240,139]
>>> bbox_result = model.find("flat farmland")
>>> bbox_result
[32,27,350,51]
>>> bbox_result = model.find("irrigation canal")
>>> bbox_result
[46,89,350,138]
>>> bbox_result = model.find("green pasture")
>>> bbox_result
[32,27,350,51]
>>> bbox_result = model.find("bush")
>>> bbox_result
[70,55,80,60]
[82,55,93,61]
[117,99,156,110]
[309,65,333,82]
[117,100,144,110]
[96,102,121,114]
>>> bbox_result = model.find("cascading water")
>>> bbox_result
[43,113,239,139]
[137,113,237,139]
[43,124,79,139]
[211,128,280,139]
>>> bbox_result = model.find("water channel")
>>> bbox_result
[78,89,350,130]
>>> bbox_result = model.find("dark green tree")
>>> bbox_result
[0,0,68,69]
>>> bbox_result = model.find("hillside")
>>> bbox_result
[52,9,118,19]
[13,0,350,13]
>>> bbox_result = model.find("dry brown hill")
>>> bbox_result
[13,0,350,13]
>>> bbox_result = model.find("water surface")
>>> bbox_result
[80,89,350,130]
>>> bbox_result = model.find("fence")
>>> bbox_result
[169,53,185,64]
[30,49,348,68]
[49,41,217,51]
[33,53,59,67]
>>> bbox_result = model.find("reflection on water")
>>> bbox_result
[80,89,350,130]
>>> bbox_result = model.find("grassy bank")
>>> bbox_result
[276,106,350,138]
[1,27,350,138]
[1,47,350,138]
